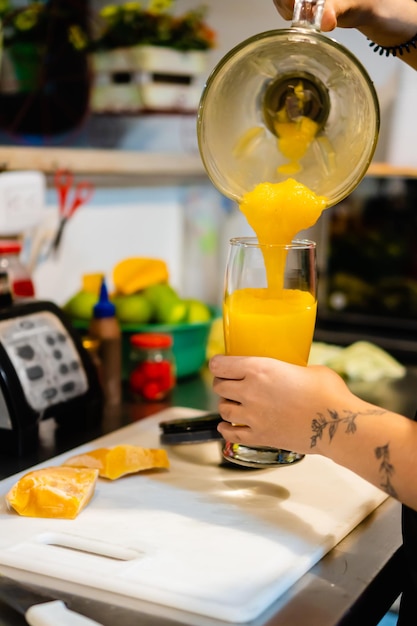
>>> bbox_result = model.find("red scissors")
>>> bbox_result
[52,169,94,252]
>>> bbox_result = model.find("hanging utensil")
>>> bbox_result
[51,169,94,253]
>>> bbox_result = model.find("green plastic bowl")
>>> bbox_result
[72,308,220,380]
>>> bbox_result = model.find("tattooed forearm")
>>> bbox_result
[310,408,386,448]
[375,443,398,498]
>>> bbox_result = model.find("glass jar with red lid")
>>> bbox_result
[0,239,35,299]
[129,333,176,401]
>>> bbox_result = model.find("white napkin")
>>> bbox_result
[308,340,406,382]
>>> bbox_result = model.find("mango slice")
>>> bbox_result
[63,444,170,480]
[82,273,105,294]
[113,258,169,295]
[6,467,99,519]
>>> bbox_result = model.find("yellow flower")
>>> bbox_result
[147,0,173,15]
[68,25,87,50]
[99,5,119,20]
[14,6,40,31]
[123,2,142,11]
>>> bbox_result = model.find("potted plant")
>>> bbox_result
[89,0,216,113]
[0,1,88,92]
[0,0,91,136]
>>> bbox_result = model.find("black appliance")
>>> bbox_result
[0,299,103,456]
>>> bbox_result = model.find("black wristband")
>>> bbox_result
[368,0,417,57]
[368,33,417,57]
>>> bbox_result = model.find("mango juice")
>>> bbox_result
[224,287,317,365]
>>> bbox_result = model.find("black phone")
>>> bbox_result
[159,413,223,445]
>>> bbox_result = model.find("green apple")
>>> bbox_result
[63,291,98,320]
[142,283,178,306]
[112,294,153,324]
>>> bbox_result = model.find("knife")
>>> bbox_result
[0,574,104,626]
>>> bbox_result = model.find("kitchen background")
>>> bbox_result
[0,0,416,316]
[0,7,410,622]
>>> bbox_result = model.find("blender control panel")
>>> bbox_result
[0,311,88,413]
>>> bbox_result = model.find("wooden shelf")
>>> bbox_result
[0,146,207,179]
[1,146,417,184]
[367,162,417,178]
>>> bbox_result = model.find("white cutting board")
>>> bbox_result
[0,407,387,623]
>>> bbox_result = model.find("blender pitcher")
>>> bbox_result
[197,0,380,207]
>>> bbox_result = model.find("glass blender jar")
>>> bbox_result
[197,0,380,207]
[197,0,380,468]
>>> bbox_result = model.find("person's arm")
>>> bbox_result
[210,354,417,511]
[273,0,417,71]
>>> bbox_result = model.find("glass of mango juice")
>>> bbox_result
[222,237,317,468]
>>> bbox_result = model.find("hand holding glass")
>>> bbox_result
[222,237,317,468]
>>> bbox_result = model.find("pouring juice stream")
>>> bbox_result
[224,178,327,365]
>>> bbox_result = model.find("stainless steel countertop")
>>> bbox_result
[1,367,415,625]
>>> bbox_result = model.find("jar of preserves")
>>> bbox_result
[129,333,176,401]
[0,239,35,299]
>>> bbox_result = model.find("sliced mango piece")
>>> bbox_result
[82,273,105,294]
[6,466,99,519]
[63,444,170,480]
[113,258,169,295]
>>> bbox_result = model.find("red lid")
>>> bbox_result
[0,239,22,254]
[130,333,173,349]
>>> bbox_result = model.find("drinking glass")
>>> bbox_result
[221,237,317,468]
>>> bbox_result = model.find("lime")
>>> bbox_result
[143,284,186,324]
[185,299,212,323]
[112,294,153,324]
[156,299,187,324]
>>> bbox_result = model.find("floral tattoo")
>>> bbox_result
[375,443,397,498]
[311,408,386,448]
[310,408,397,497]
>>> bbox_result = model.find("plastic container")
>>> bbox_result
[0,239,35,298]
[129,333,176,401]
[88,279,122,406]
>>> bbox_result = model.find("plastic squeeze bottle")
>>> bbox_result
[88,278,122,406]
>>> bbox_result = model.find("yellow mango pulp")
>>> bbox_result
[275,116,319,174]
[239,178,327,246]
[229,181,326,365]
[273,80,320,173]
[224,287,317,365]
